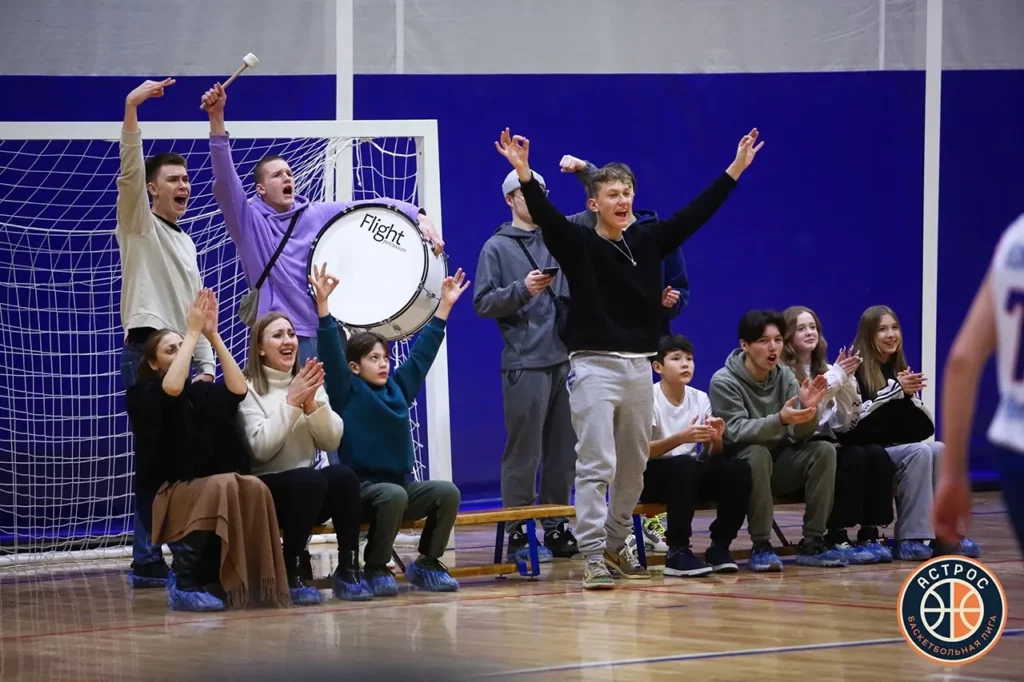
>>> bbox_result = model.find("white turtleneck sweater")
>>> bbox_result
[238,365,344,475]
[802,362,861,440]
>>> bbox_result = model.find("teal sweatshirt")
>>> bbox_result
[317,314,446,484]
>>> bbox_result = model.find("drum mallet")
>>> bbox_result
[200,53,259,110]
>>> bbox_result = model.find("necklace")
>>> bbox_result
[600,233,636,266]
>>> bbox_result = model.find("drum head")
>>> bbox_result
[309,204,429,328]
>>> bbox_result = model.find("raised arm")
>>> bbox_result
[199,289,245,394]
[117,79,175,238]
[202,83,261,264]
[652,129,763,257]
[472,243,531,319]
[494,129,584,260]
[309,263,355,412]
[162,291,207,397]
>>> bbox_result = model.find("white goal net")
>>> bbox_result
[0,120,449,566]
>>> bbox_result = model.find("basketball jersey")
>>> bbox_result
[988,214,1024,455]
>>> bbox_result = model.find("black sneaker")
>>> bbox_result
[663,546,713,577]
[544,521,579,558]
[705,543,739,573]
[129,560,171,589]
[506,522,553,563]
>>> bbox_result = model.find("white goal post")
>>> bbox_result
[0,118,451,564]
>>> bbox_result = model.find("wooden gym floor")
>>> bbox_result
[1,492,1022,681]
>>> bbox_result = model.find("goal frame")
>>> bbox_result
[0,118,453,485]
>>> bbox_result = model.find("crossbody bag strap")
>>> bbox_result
[509,236,558,301]
[253,207,305,290]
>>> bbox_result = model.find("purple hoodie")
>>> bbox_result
[210,133,424,337]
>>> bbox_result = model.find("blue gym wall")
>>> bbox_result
[2,0,1022,539]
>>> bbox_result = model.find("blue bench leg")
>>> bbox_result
[632,514,648,568]
[494,521,507,573]
[518,519,541,578]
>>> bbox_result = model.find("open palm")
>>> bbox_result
[798,375,829,409]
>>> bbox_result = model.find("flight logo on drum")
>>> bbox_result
[361,213,407,253]
[897,556,1007,665]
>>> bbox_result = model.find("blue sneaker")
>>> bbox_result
[705,543,739,573]
[795,538,847,567]
[958,537,981,558]
[663,546,713,577]
[406,557,459,592]
[128,560,171,589]
[748,543,783,572]
[931,536,982,559]
[332,566,373,602]
[167,584,225,612]
[896,540,933,561]
[832,542,878,565]
[506,523,554,564]
[365,565,400,597]
[858,540,893,563]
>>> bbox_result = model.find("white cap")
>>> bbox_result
[502,169,545,196]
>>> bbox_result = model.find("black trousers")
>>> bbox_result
[259,464,362,561]
[827,442,896,530]
[639,454,752,548]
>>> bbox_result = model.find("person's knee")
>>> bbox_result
[371,483,409,517]
[724,457,754,490]
[806,440,837,473]
[323,464,360,495]
[736,446,772,480]
[431,481,461,512]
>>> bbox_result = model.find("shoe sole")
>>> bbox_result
[795,557,847,567]
[583,580,616,590]
[710,563,739,573]
[748,562,784,572]
[603,560,651,580]
[663,566,714,577]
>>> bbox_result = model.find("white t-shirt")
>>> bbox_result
[651,382,714,458]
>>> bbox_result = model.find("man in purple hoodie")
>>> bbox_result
[202,83,444,363]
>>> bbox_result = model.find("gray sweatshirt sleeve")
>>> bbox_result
[473,242,530,319]
[709,375,787,446]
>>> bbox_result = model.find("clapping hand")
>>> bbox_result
[186,288,210,335]
[126,78,175,107]
[308,262,340,317]
[661,287,680,309]
[200,288,220,339]
[897,367,928,396]
[834,346,862,377]
[799,374,829,410]
[494,129,531,174]
[287,358,324,410]
[680,416,717,444]
[779,396,817,425]
[705,416,726,443]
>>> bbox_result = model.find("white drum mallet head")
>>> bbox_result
[200,53,259,110]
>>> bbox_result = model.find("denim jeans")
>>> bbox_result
[120,338,184,565]
[298,334,339,467]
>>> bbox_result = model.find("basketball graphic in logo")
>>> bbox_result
[897,556,1007,665]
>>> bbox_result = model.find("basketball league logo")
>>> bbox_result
[898,556,1007,665]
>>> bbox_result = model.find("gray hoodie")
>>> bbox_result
[473,223,569,370]
[708,349,819,448]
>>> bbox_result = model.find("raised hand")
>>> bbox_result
[780,396,817,425]
[559,155,586,173]
[834,346,862,377]
[441,268,470,306]
[897,368,927,396]
[307,262,340,317]
[186,289,208,335]
[661,287,680,309]
[200,288,220,339]
[126,78,176,107]
[494,128,531,174]
[733,128,764,171]
[525,270,554,296]
[201,82,227,116]
[287,358,324,408]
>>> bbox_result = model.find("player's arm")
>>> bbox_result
[117,79,175,237]
[202,84,258,247]
[652,129,763,257]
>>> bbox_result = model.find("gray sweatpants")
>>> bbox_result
[887,441,943,540]
[732,441,837,545]
[500,362,578,534]
[568,353,653,559]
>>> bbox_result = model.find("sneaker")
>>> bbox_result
[290,578,324,606]
[795,537,847,568]
[858,540,893,563]
[406,557,460,592]
[897,540,933,561]
[544,522,580,558]
[603,543,651,580]
[129,560,171,589]
[958,537,981,558]
[582,557,615,590]
[832,542,878,565]
[641,514,669,553]
[332,565,373,601]
[748,543,783,572]
[364,564,400,597]
[506,522,553,564]
[705,543,739,573]
[663,546,713,577]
